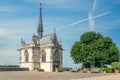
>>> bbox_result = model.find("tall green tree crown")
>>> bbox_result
[71,31,119,68]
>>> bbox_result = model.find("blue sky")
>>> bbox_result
[0,0,120,68]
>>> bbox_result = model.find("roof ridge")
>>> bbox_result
[43,33,55,37]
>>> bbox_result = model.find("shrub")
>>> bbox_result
[62,67,71,71]
[111,62,120,69]
[103,68,113,73]
[0,68,29,71]
[39,68,44,72]
[83,68,88,73]
[56,68,63,72]
[77,68,83,71]
[91,68,100,73]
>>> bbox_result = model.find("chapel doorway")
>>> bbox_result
[53,65,59,72]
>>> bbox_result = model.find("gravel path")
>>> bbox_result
[72,74,120,80]
[0,71,118,80]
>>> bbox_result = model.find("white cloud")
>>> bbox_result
[0,18,37,33]
[0,59,6,65]
[0,5,22,12]
[0,45,19,65]
[0,18,37,65]
[0,29,8,36]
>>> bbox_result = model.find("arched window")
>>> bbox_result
[41,50,46,62]
[53,49,60,61]
[24,50,29,62]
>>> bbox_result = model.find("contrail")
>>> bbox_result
[94,12,111,18]
[92,0,97,12]
[56,11,111,30]
[89,0,97,31]
[88,12,94,31]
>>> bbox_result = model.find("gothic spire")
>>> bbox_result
[37,3,43,38]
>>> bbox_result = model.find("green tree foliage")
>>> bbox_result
[70,31,119,68]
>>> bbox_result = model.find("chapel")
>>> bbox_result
[19,3,63,72]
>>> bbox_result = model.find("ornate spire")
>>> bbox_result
[37,3,43,38]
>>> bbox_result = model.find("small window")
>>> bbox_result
[24,50,29,62]
[42,53,46,62]
[41,50,46,62]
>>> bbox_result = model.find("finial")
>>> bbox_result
[33,33,35,36]
[40,3,42,10]
[54,28,56,33]
[21,38,25,45]
[59,38,62,44]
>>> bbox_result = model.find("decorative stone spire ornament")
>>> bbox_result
[21,38,25,46]
[54,28,56,33]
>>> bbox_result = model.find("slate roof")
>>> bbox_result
[40,33,59,45]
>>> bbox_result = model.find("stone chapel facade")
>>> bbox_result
[19,3,63,72]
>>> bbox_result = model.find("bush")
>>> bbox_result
[70,68,79,72]
[83,68,88,73]
[39,68,44,72]
[103,68,113,73]
[91,68,100,73]
[62,67,71,71]
[111,62,120,69]
[0,68,29,71]
[77,68,83,71]
[0,65,19,68]
[56,68,63,72]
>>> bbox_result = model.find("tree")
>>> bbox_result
[70,31,119,68]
